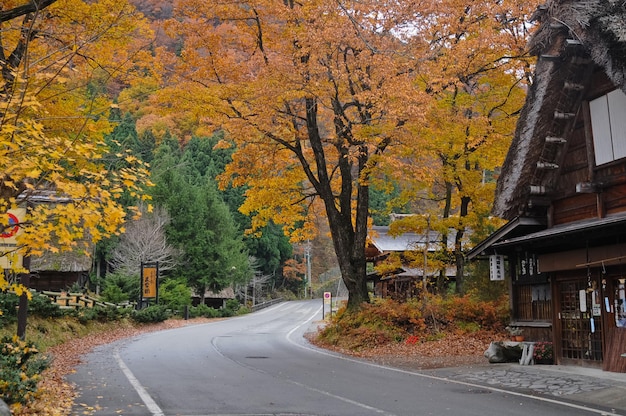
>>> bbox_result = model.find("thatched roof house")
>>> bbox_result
[493,0,626,220]
[473,0,626,372]
[192,287,236,309]
[28,246,93,291]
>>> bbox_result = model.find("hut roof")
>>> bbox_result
[193,287,236,299]
[493,0,626,220]
[29,249,92,273]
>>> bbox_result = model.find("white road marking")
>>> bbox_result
[114,348,165,416]
[210,328,397,416]
[286,305,619,416]
[111,301,619,416]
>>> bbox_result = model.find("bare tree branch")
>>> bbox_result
[108,205,181,276]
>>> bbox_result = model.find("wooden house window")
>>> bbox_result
[514,284,551,321]
[590,89,626,165]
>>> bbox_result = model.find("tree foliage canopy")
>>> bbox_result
[0,0,541,308]
[0,0,157,292]
[155,0,538,306]
[150,137,251,297]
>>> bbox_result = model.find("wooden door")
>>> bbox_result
[557,280,603,366]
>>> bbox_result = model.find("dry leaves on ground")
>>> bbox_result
[14,318,216,416]
[18,318,497,415]
[307,329,497,371]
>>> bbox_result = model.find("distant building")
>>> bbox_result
[366,225,456,299]
[192,287,236,309]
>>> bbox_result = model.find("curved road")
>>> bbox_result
[69,300,617,415]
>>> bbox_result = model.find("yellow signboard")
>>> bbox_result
[0,208,25,270]
[142,266,158,298]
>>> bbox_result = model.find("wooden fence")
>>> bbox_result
[40,291,134,310]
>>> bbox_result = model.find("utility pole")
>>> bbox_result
[305,240,312,298]
[422,215,431,312]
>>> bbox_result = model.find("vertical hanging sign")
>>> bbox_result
[489,255,505,281]
[141,262,159,302]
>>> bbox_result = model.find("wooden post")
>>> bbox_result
[16,274,30,340]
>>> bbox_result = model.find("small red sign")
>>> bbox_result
[323,292,331,304]
[1,213,19,238]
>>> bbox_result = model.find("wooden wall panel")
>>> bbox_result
[552,193,598,225]
[603,328,626,372]
[604,183,626,215]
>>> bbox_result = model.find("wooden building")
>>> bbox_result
[366,225,456,300]
[28,249,92,291]
[468,1,626,372]
[192,287,236,309]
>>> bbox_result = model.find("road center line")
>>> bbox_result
[210,329,396,416]
[114,348,165,416]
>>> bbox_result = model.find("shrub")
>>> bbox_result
[159,278,192,311]
[237,305,251,315]
[189,304,221,318]
[101,273,140,304]
[0,292,19,327]
[225,299,241,312]
[533,342,553,361]
[0,336,50,406]
[76,305,129,324]
[317,293,508,350]
[430,292,509,332]
[29,294,64,318]
[101,284,128,304]
[318,299,426,350]
[132,305,170,323]
[1,292,64,326]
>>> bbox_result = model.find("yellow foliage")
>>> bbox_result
[156,0,537,246]
[0,0,156,270]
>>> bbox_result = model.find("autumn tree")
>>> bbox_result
[382,0,538,294]
[0,0,158,292]
[161,0,432,310]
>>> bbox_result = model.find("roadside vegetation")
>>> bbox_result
[318,293,508,351]
[0,285,509,414]
[0,291,247,414]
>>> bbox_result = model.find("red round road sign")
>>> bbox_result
[1,213,19,238]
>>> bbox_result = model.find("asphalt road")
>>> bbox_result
[68,300,617,415]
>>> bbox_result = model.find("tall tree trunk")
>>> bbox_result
[454,195,470,294]
[303,97,371,311]
[319,165,370,310]
[325,206,369,310]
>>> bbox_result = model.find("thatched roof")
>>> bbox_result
[193,287,235,299]
[29,249,92,273]
[493,0,626,220]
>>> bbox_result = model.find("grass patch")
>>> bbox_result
[0,316,138,353]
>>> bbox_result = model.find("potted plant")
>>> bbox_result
[533,342,553,364]
[506,326,524,342]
